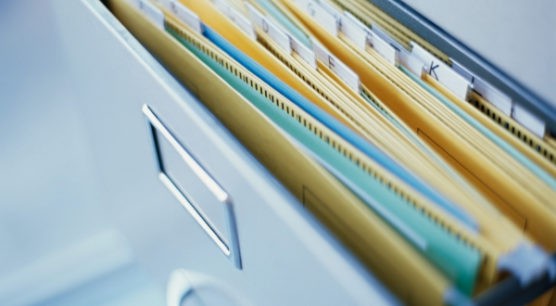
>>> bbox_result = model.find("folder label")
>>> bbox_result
[371,25,402,66]
[318,0,342,17]
[131,0,164,29]
[213,0,256,40]
[399,49,425,76]
[293,0,338,35]
[512,103,546,138]
[247,4,291,53]
[340,12,368,50]
[313,41,360,91]
[367,31,398,66]
[156,0,202,33]
[340,12,398,66]
[289,33,317,68]
[452,60,513,116]
[411,42,470,100]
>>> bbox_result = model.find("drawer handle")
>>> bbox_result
[143,104,241,269]
[166,270,247,306]
[167,270,194,306]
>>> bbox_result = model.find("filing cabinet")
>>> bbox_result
[52,0,399,305]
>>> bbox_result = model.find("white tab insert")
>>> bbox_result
[411,42,471,100]
[512,104,546,138]
[313,41,360,91]
[156,0,202,33]
[318,0,342,19]
[399,50,425,76]
[340,13,397,65]
[340,12,367,50]
[452,61,513,115]
[246,4,291,52]
[132,0,165,29]
[293,0,338,35]
[368,30,398,66]
[372,24,403,51]
[213,0,256,40]
[290,35,317,69]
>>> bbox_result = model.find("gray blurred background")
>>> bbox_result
[0,1,164,305]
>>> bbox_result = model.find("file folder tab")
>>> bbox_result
[213,0,256,39]
[155,0,202,33]
[290,32,317,68]
[313,41,359,91]
[411,42,471,100]
[247,4,291,53]
[294,0,338,35]
[451,60,513,116]
[131,0,164,29]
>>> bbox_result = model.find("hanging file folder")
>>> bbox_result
[106,0,556,304]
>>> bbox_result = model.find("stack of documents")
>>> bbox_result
[107,0,556,304]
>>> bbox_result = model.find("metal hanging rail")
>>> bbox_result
[368,0,556,134]
[474,254,556,305]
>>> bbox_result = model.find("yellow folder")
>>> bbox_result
[108,0,455,303]
[334,0,556,170]
[252,24,495,213]
[168,0,553,291]
[278,0,556,254]
[425,75,556,177]
[332,0,450,64]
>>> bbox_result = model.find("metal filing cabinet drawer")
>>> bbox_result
[52,0,398,305]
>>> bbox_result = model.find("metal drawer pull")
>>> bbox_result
[143,104,241,268]
[166,270,247,306]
